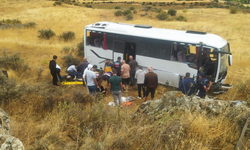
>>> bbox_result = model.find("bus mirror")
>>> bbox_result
[228,55,232,66]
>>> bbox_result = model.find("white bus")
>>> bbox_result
[84,21,232,93]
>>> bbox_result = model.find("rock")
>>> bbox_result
[0,136,24,150]
[135,91,250,123]
[0,108,25,150]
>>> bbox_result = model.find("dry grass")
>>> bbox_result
[0,0,250,149]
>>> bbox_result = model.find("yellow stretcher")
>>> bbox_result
[61,81,83,85]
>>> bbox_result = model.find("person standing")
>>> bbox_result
[135,66,145,99]
[144,66,158,101]
[198,73,212,99]
[85,65,99,95]
[56,64,62,82]
[179,72,197,96]
[120,60,130,91]
[129,55,138,86]
[109,69,123,105]
[78,57,89,86]
[78,57,89,76]
[104,59,113,73]
[114,57,122,76]
[49,55,58,86]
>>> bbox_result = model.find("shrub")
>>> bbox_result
[23,22,36,28]
[77,41,84,57]
[168,9,177,16]
[123,9,132,16]
[114,10,123,16]
[85,4,93,8]
[115,6,121,9]
[133,10,137,14]
[62,54,80,67]
[130,7,135,10]
[175,15,187,21]
[38,29,55,40]
[0,51,29,74]
[230,7,237,14]
[156,12,168,20]
[53,1,62,6]
[59,31,75,42]
[125,14,133,21]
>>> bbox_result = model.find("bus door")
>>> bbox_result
[124,42,136,63]
[197,46,218,82]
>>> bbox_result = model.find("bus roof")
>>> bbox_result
[85,22,227,49]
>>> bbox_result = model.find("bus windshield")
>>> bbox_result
[219,45,229,74]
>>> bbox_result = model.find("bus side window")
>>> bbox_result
[171,44,178,61]
[87,31,107,49]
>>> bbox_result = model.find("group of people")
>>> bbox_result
[49,55,212,107]
[179,72,212,98]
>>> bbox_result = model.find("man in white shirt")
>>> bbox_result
[85,65,99,95]
[66,64,81,78]
[135,66,145,99]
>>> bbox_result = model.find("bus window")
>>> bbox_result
[171,44,197,64]
[86,31,107,49]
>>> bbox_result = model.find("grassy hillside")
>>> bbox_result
[0,0,250,149]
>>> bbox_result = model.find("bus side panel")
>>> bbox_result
[136,55,197,87]
[85,46,113,69]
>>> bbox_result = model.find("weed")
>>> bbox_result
[125,13,133,21]
[115,6,121,9]
[85,4,93,8]
[123,9,132,16]
[157,12,168,20]
[230,7,237,14]
[37,29,55,40]
[59,31,75,42]
[77,41,84,57]
[168,9,177,16]
[114,10,123,16]
[176,15,187,21]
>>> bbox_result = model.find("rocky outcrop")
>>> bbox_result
[0,108,24,150]
[135,91,250,122]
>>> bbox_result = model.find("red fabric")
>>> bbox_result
[122,102,133,107]
[103,34,107,50]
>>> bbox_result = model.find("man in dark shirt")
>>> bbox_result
[109,69,123,105]
[49,55,58,86]
[129,55,138,86]
[144,66,158,101]
[78,57,89,86]
[114,57,122,76]
[78,57,89,76]
[198,73,212,98]
[179,72,197,96]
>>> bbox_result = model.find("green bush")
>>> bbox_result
[115,6,121,9]
[230,7,237,14]
[125,13,133,21]
[175,15,187,21]
[62,54,80,67]
[123,9,132,16]
[0,51,29,74]
[130,7,135,10]
[114,10,123,16]
[168,9,177,16]
[156,12,168,20]
[38,29,55,40]
[133,10,137,14]
[59,31,75,42]
[77,41,84,57]
[23,22,36,28]
[85,4,93,8]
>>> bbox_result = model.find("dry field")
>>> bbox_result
[0,0,250,149]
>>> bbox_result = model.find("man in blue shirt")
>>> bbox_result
[114,57,122,76]
[179,72,196,96]
[198,72,212,98]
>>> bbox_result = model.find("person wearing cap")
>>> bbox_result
[198,72,212,98]
[114,57,122,76]
[135,66,146,99]
[49,55,58,86]
[109,69,123,105]
[179,72,196,96]
[85,65,99,95]
[104,59,113,73]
